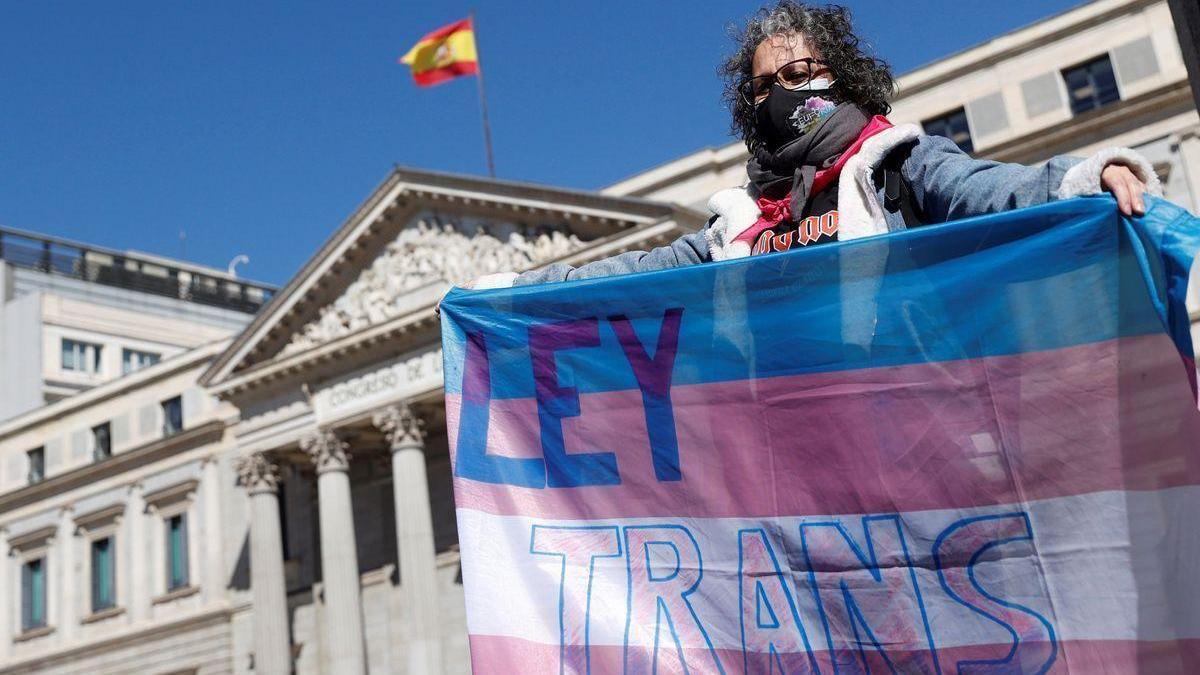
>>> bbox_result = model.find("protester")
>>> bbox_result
[469,1,1160,289]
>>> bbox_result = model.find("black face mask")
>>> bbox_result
[753,82,839,151]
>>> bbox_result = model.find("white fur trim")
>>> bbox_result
[837,123,922,241]
[471,272,518,289]
[1056,146,1164,199]
[723,241,752,260]
[705,187,761,261]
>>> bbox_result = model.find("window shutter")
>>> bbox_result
[179,515,190,587]
[91,544,100,611]
[34,560,45,626]
[21,561,31,631]
[1112,37,1160,87]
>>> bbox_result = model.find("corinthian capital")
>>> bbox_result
[301,428,350,474]
[234,453,281,494]
[372,403,425,452]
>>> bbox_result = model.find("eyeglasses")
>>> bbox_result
[739,58,831,107]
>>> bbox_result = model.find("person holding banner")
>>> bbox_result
[467,1,1161,290]
[439,5,1200,672]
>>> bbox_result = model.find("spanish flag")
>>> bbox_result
[399,18,479,87]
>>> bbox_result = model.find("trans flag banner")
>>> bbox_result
[439,197,1200,674]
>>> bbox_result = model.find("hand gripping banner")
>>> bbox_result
[440,197,1200,674]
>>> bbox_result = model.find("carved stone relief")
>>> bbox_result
[300,428,350,474]
[234,452,282,494]
[285,216,583,354]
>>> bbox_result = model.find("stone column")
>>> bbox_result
[301,429,366,675]
[201,456,224,603]
[56,507,77,639]
[125,484,149,623]
[374,404,442,674]
[234,453,291,675]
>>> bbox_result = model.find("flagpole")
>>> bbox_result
[470,11,497,178]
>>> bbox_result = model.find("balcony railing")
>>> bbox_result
[0,228,275,314]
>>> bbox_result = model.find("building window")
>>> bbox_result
[27,447,45,484]
[91,537,116,612]
[92,422,112,461]
[21,558,47,631]
[161,396,183,436]
[923,108,973,153]
[166,514,189,590]
[121,348,160,375]
[62,339,103,375]
[1063,55,1120,115]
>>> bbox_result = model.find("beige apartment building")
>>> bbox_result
[0,229,271,422]
[0,0,1195,673]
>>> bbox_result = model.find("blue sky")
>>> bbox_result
[0,0,1086,285]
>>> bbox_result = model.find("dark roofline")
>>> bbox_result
[0,224,274,287]
[894,0,1153,96]
[0,225,277,315]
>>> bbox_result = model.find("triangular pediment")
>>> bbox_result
[200,166,705,394]
[280,211,588,356]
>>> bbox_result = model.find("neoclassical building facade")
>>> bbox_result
[0,166,703,673]
[197,168,704,674]
[0,0,1197,673]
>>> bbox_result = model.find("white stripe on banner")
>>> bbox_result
[457,485,1200,652]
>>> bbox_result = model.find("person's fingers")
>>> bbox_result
[1117,171,1146,216]
[1103,165,1150,216]
[1102,165,1121,208]
[1110,178,1132,215]
[1129,176,1146,215]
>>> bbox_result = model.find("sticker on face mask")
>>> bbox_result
[788,96,837,135]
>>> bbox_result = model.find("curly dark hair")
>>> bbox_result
[720,2,895,150]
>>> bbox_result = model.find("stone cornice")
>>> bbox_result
[209,303,441,401]
[0,603,234,673]
[979,81,1195,164]
[0,421,224,516]
[895,0,1159,98]
[73,503,126,533]
[8,524,57,551]
[602,142,747,199]
[143,478,201,507]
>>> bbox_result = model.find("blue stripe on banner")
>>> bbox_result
[441,197,1199,398]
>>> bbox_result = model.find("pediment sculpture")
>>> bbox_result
[283,218,583,354]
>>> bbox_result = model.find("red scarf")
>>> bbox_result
[736,115,893,247]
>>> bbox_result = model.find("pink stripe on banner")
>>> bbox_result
[467,633,1200,674]
[447,334,1200,520]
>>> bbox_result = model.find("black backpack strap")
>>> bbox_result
[874,142,925,229]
